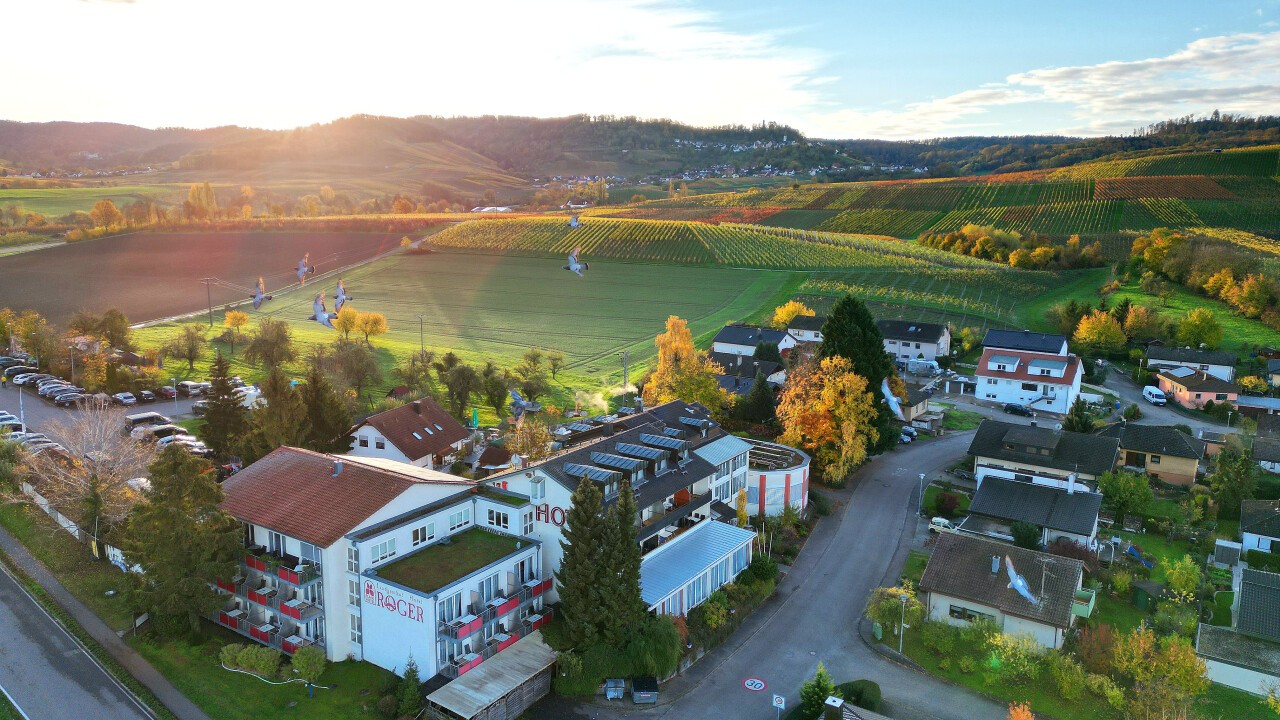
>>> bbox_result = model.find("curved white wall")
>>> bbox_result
[744,441,811,517]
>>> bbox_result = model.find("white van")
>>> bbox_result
[1142,386,1167,406]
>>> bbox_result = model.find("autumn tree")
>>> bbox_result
[1123,304,1163,341]
[1163,554,1201,599]
[1098,469,1153,527]
[1177,307,1223,349]
[735,487,748,528]
[819,295,898,452]
[777,356,879,484]
[184,182,219,220]
[89,199,124,228]
[771,300,815,329]
[1007,702,1033,720]
[333,306,358,341]
[1073,309,1127,355]
[122,447,240,639]
[1114,629,1208,719]
[223,310,250,356]
[507,418,553,463]
[164,324,207,371]
[243,318,296,367]
[356,311,389,346]
[641,316,728,414]
[324,341,381,401]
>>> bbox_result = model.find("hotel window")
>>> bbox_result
[530,479,545,500]
[488,509,509,530]
[412,523,436,547]
[449,507,472,532]
[347,546,359,573]
[479,573,500,602]
[441,592,462,622]
[1150,455,1161,465]
[370,538,396,564]
[358,436,369,448]
[375,437,386,450]
[268,531,285,555]
[1021,382,1038,392]
[523,511,534,536]
[949,605,993,623]
[349,613,362,644]
[300,542,319,564]
[987,378,997,385]
[348,579,360,607]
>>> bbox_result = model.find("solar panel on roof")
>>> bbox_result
[616,442,665,460]
[565,423,595,432]
[590,452,646,472]
[640,433,687,450]
[563,463,622,484]
[663,428,682,438]
[1168,366,1196,378]
[679,417,711,429]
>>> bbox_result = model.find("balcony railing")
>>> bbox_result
[241,547,321,586]
[437,578,552,640]
[438,610,553,679]
[212,608,322,656]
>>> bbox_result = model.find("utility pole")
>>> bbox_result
[202,278,215,328]
[417,314,425,354]
[68,343,75,383]
[620,349,630,401]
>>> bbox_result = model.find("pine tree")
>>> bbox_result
[736,373,776,424]
[557,476,607,648]
[799,661,838,719]
[237,367,307,462]
[1061,396,1096,433]
[122,447,240,639]
[202,352,247,460]
[398,655,422,717]
[599,479,646,644]
[299,364,353,453]
[818,295,898,453]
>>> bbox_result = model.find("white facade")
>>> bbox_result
[883,329,952,363]
[1243,531,1275,554]
[348,427,467,471]
[1203,657,1275,695]
[976,354,1081,415]
[926,591,1065,649]
[972,462,1100,493]
[743,440,811,517]
[789,327,822,343]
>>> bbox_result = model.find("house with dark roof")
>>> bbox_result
[974,347,1082,414]
[1237,395,1280,419]
[876,320,951,363]
[1269,359,1280,389]
[919,533,1088,649]
[482,400,764,617]
[968,419,1119,492]
[1156,367,1239,409]
[1241,500,1280,554]
[348,397,472,471]
[787,314,826,344]
[1093,423,1206,486]
[1197,567,1280,693]
[1255,437,1280,473]
[709,351,786,395]
[962,476,1103,548]
[1147,346,1238,382]
[711,324,796,357]
[982,329,1068,356]
[1258,414,1280,438]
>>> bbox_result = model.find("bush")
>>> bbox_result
[958,656,976,674]
[1123,403,1142,420]
[987,633,1045,686]
[1085,673,1125,711]
[621,615,683,677]
[237,645,260,671]
[841,679,881,712]
[809,490,831,517]
[375,694,397,719]
[938,657,952,671]
[920,621,956,656]
[1152,604,1198,638]
[250,646,281,678]
[219,643,244,668]
[1011,521,1042,551]
[936,492,960,518]
[1112,570,1132,595]
[1247,549,1280,572]
[1046,653,1086,701]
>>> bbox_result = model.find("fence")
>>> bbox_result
[19,481,136,573]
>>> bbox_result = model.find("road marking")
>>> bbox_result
[0,684,32,720]
[743,677,766,692]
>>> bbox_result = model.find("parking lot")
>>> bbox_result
[0,382,199,434]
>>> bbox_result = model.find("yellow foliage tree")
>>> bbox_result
[1240,375,1268,395]
[356,312,389,346]
[333,306,359,340]
[771,300,815,329]
[1202,267,1236,298]
[777,356,879,484]
[224,310,250,356]
[89,199,124,228]
[1123,304,1162,341]
[1007,702,1034,720]
[1073,310,1127,355]
[641,316,728,413]
[735,487,748,528]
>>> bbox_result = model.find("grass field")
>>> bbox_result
[1108,280,1280,351]
[0,184,185,217]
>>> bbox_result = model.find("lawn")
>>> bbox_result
[0,183,186,217]
[0,503,135,631]
[133,251,793,424]
[941,407,984,432]
[901,550,929,586]
[1216,519,1240,541]
[375,527,523,594]
[129,628,393,720]
[1091,591,1149,633]
[1200,681,1275,720]
[1144,497,1185,521]
[1108,280,1280,352]
[1018,267,1110,332]
[1208,591,1234,626]
[922,484,971,518]
[1114,530,1193,584]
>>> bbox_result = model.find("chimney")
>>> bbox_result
[823,696,845,720]
[1067,473,1076,495]
[332,460,343,477]
[412,401,422,415]
[636,397,644,412]
[991,555,1000,574]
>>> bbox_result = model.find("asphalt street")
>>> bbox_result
[0,383,198,433]
[0,563,153,720]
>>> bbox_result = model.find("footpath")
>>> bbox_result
[0,527,213,720]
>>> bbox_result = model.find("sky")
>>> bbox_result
[10,0,1280,139]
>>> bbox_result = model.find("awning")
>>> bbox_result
[426,632,556,719]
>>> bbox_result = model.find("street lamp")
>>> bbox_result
[898,594,909,654]
[172,377,178,414]
[918,473,926,517]
[416,314,425,354]
[68,343,75,383]
[1228,411,1234,428]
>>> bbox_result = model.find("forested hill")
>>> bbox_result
[829,113,1280,178]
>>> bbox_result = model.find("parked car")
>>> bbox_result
[947,468,977,483]
[135,390,156,403]
[4,366,39,379]
[176,381,204,397]
[1003,403,1033,416]
[156,386,177,399]
[899,433,913,444]
[901,425,918,438]
[0,419,25,433]
[0,412,18,423]
[10,432,48,444]
[156,433,199,448]
[228,376,246,388]
[1142,386,1167,406]
[111,392,138,406]
[929,517,959,533]
[38,382,73,398]
[13,372,52,385]
[124,412,172,433]
[0,357,26,368]
[54,392,87,407]
[192,399,209,416]
[133,424,187,441]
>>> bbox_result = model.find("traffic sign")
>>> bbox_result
[772,694,786,709]
[743,677,766,692]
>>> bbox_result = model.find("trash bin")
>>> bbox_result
[604,678,625,701]
[632,676,658,704]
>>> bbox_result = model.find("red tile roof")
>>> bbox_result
[221,447,460,547]
[354,397,471,462]
[974,348,1080,386]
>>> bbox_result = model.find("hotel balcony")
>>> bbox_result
[213,573,323,623]
[438,611,553,679]
[437,577,552,640]
[242,546,321,586]
[212,604,322,656]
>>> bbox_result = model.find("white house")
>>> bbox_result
[1146,346,1238,382]
[348,397,472,471]
[974,348,1082,415]
[1241,500,1280,554]
[967,419,1119,492]
[711,324,796,357]
[876,320,951,363]
[982,329,1068,356]
[919,533,1089,650]
[786,315,826,344]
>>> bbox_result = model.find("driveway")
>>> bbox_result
[534,432,1005,720]
[0,563,155,720]
[1101,371,1230,436]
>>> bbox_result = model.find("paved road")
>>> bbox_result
[1101,370,1230,436]
[0,562,154,720]
[536,432,1004,720]
[0,383,198,433]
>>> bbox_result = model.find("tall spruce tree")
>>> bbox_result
[1062,397,1096,433]
[237,367,307,462]
[202,352,247,460]
[556,476,607,648]
[299,364,353,453]
[818,294,898,452]
[600,479,646,644]
[736,373,776,424]
[122,447,240,638]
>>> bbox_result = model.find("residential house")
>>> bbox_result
[902,387,931,423]
[876,320,951,363]
[348,397,472,471]
[1268,359,1280,388]
[982,329,1069,357]
[472,445,513,479]
[1155,368,1239,410]
[709,351,786,397]
[1236,396,1280,419]
[1093,423,1206,486]
[482,401,763,616]
[1254,437,1280,473]
[1197,569,1280,694]
[1146,346,1238,382]
[974,348,1082,414]
[1241,500,1280,553]
[919,533,1089,649]
[711,324,796,357]
[962,476,1102,548]
[1259,414,1280,438]
[787,315,826,344]
[967,419,1119,492]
